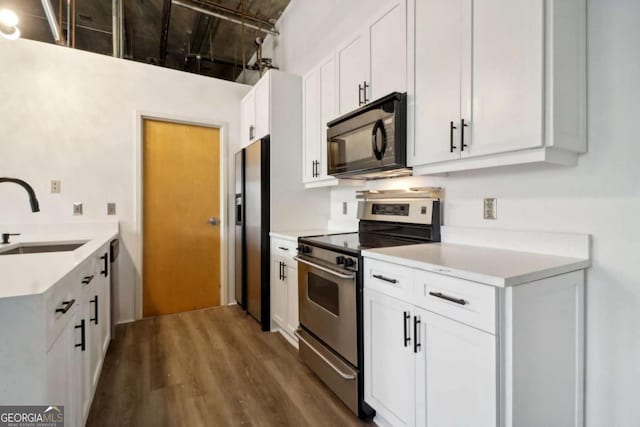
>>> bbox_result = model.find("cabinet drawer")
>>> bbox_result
[413,270,496,334]
[364,258,414,301]
[44,270,80,351]
[271,238,297,261]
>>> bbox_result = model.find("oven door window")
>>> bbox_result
[307,272,340,316]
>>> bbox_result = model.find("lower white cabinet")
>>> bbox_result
[0,241,113,427]
[364,289,415,427]
[270,237,299,345]
[363,257,585,427]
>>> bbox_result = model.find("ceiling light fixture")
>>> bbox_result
[0,8,20,40]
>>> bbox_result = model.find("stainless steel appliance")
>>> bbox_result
[234,150,246,309]
[327,92,410,179]
[235,138,271,330]
[295,188,443,419]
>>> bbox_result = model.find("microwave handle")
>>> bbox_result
[371,119,387,161]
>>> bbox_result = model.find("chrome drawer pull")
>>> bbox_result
[373,274,397,284]
[294,329,356,380]
[429,291,467,306]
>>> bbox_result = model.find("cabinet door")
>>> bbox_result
[99,270,111,355]
[338,32,370,114]
[284,264,298,337]
[87,284,102,391]
[463,0,543,158]
[364,289,415,427]
[46,316,74,425]
[302,67,321,183]
[254,76,270,139]
[319,56,337,179]
[241,91,256,146]
[73,304,90,426]
[369,0,407,100]
[271,256,287,328]
[412,0,464,166]
[415,307,497,427]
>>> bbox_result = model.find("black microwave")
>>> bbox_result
[327,92,410,179]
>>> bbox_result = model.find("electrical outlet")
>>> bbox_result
[342,202,348,215]
[73,202,83,216]
[107,203,116,215]
[50,180,61,194]
[483,198,497,220]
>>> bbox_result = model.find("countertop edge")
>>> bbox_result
[361,249,591,288]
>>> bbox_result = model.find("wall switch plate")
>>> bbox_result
[73,203,83,216]
[342,202,348,215]
[484,198,497,220]
[50,180,61,194]
[107,203,116,215]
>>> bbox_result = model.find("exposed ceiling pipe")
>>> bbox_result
[196,0,274,29]
[41,0,62,43]
[172,0,279,37]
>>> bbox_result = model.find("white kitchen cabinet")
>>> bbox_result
[364,289,415,427]
[410,0,586,174]
[270,237,299,346]
[46,304,76,425]
[0,240,114,427]
[337,32,369,115]
[240,73,271,147]
[369,0,407,100]
[415,306,496,427]
[363,256,585,427]
[240,90,256,146]
[337,0,408,115]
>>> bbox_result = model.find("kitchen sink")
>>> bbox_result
[0,242,87,255]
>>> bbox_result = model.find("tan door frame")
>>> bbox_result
[134,111,229,320]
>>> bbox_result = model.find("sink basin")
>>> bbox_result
[0,242,87,255]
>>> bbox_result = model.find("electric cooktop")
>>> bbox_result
[301,232,430,254]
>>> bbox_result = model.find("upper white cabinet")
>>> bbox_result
[240,73,270,146]
[338,0,408,115]
[410,0,586,174]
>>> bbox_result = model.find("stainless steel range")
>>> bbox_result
[294,187,443,419]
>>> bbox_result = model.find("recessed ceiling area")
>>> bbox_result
[0,0,289,82]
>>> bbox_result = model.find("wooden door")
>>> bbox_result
[338,32,370,114]
[412,0,464,166]
[415,306,497,427]
[143,119,221,317]
[364,289,416,427]
[463,0,543,158]
[369,0,407,100]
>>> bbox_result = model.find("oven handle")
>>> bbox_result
[294,329,357,380]
[294,256,355,279]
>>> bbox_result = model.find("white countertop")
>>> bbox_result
[269,229,356,241]
[362,243,591,287]
[0,223,119,299]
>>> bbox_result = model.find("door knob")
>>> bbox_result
[208,217,219,225]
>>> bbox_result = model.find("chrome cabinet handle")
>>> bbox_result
[294,329,356,380]
[294,256,355,279]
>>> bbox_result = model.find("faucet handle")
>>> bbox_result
[1,233,20,245]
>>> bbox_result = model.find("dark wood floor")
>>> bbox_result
[87,305,369,427]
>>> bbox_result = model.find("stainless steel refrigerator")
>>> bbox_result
[234,137,270,330]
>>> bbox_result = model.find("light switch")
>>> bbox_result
[483,198,497,220]
[51,180,61,194]
[73,203,83,216]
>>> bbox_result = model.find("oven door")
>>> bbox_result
[296,256,358,366]
[327,92,406,177]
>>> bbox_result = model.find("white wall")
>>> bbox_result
[270,0,640,425]
[0,38,250,323]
